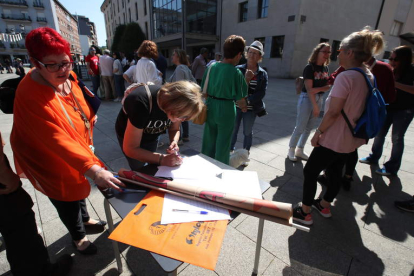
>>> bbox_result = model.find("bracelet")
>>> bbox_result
[316,128,323,135]
[93,167,105,181]
[158,154,164,165]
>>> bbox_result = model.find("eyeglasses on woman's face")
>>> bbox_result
[35,58,74,73]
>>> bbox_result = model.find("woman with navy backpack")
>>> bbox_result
[360,46,414,176]
[293,27,385,226]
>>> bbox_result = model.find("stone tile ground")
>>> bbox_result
[0,73,413,276]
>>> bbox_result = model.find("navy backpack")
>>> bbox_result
[341,68,387,141]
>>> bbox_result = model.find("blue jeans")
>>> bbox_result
[230,108,257,151]
[369,108,414,174]
[289,93,324,149]
[90,75,100,96]
[114,74,125,98]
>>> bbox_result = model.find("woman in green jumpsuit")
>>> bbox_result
[201,35,248,165]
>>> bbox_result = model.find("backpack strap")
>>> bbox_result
[340,68,376,136]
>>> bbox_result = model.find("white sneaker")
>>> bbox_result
[295,148,309,160]
[288,148,297,162]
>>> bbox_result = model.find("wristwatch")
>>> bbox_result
[245,98,250,105]
[316,128,323,135]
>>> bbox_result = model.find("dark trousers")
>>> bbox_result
[90,74,100,96]
[48,198,89,241]
[0,156,50,276]
[302,146,348,206]
[369,108,414,174]
[344,149,358,177]
[181,121,189,138]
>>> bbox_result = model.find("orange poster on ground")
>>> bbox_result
[108,190,228,270]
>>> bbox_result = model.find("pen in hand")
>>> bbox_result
[172,209,208,215]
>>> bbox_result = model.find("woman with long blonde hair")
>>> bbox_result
[288,43,332,161]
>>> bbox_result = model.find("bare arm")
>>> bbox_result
[395,81,414,95]
[123,120,182,167]
[0,132,20,195]
[311,96,346,147]
[304,79,320,117]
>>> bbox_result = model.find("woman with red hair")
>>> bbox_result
[11,27,124,255]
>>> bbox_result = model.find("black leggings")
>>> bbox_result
[49,198,90,241]
[302,146,348,206]
[344,149,358,177]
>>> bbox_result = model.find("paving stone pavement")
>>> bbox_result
[0,72,413,276]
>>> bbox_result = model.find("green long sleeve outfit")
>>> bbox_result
[201,62,248,164]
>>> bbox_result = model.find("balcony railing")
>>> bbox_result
[0,0,28,7]
[33,1,44,8]
[10,42,25,49]
[37,16,47,23]
[1,13,32,21]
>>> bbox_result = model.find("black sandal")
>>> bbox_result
[72,241,97,255]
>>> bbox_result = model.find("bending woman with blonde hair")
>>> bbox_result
[293,27,384,225]
[288,43,332,161]
[115,81,203,170]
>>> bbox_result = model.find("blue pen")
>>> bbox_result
[172,209,208,215]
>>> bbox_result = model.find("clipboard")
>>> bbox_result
[108,190,228,270]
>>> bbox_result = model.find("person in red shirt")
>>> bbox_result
[85,47,100,96]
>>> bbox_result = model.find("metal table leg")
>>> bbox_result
[253,218,265,275]
[104,198,123,273]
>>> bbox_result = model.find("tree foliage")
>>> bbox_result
[111,24,127,53]
[118,22,147,55]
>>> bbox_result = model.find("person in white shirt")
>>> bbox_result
[123,65,136,86]
[99,49,116,100]
[134,40,162,86]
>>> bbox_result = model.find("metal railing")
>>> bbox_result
[36,16,47,22]
[1,13,32,21]
[33,1,44,8]
[0,0,28,7]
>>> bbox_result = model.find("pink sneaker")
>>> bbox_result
[312,198,332,218]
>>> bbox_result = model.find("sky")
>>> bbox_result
[58,0,107,46]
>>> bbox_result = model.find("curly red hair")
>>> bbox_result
[25,27,71,62]
[137,40,158,59]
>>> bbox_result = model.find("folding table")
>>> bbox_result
[102,149,270,275]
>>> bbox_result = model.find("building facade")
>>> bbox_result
[74,15,98,56]
[101,0,151,49]
[221,0,414,77]
[101,0,414,77]
[0,0,82,64]
[53,0,81,58]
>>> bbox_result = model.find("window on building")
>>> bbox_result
[145,21,148,38]
[129,8,131,22]
[270,36,284,58]
[254,37,265,51]
[320,38,329,43]
[390,21,403,36]
[239,2,248,22]
[118,0,120,12]
[135,2,138,20]
[122,0,124,8]
[257,0,268,18]
[330,40,341,61]
[123,13,126,23]
[144,0,147,16]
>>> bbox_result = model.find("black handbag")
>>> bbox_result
[69,74,101,114]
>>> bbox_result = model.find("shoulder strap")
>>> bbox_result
[144,84,152,113]
[203,65,212,95]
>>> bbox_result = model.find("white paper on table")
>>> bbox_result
[161,193,230,224]
[155,155,222,179]
[220,170,262,199]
